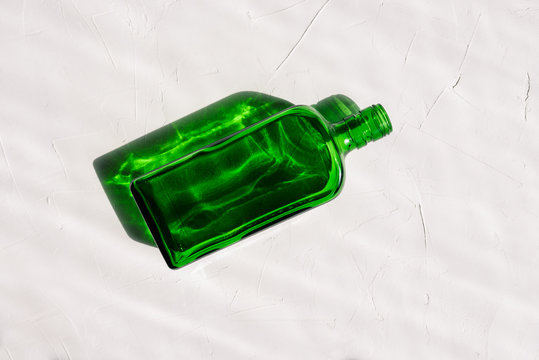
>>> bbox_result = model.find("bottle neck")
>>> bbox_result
[313,95,392,156]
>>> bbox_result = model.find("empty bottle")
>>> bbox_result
[94,92,392,268]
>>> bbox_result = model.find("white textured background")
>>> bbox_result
[1,0,538,358]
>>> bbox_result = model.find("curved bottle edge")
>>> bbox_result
[130,180,178,268]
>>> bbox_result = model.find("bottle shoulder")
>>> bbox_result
[268,105,346,199]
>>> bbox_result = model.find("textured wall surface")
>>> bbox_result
[1,0,538,358]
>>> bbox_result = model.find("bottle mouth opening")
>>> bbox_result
[370,104,392,138]
[360,104,392,142]
[341,103,393,150]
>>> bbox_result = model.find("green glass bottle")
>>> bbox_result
[94,92,392,269]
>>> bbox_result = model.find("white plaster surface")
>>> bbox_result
[1,0,538,358]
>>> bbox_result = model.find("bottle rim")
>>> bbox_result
[371,104,392,138]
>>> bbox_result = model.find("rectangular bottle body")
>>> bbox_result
[93,92,293,246]
[131,107,344,268]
